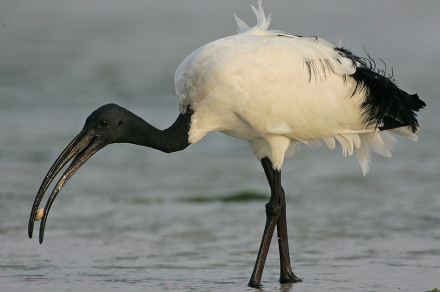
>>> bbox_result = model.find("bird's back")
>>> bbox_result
[175,31,363,133]
[174,2,425,174]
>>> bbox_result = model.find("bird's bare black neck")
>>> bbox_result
[130,109,193,153]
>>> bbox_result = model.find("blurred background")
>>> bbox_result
[1,1,439,291]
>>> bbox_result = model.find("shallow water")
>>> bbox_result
[1,1,439,291]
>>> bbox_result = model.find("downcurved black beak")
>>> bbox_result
[28,130,104,243]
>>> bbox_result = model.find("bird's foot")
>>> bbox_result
[248,279,262,289]
[280,272,302,284]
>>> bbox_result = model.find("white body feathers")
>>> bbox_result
[174,1,417,174]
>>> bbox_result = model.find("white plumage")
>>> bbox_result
[174,1,418,175]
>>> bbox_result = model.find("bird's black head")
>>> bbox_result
[82,103,147,145]
[28,103,147,243]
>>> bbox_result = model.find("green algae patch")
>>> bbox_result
[111,196,164,205]
[179,190,268,203]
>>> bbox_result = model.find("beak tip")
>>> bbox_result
[28,220,34,239]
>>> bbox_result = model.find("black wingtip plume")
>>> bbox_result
[352,67,425,133]
[336,47,426,133]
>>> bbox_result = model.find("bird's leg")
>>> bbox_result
[260,157,302,284]
[248,158,290,288]
[276,204,302,283]
[248,162,281,288]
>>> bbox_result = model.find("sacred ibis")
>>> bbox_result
[29,1,425,288]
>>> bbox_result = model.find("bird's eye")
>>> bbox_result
[118,121,123,126]
[99,120,108,128]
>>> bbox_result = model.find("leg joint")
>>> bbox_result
[265,201,281,217]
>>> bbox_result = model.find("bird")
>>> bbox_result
[28,1,425,288]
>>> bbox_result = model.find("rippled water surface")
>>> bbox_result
[1,1,439,291]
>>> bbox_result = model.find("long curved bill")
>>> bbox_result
[28,131,103,243]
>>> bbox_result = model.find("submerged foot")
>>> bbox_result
[280,272,302,284]
[248,279,263,289]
